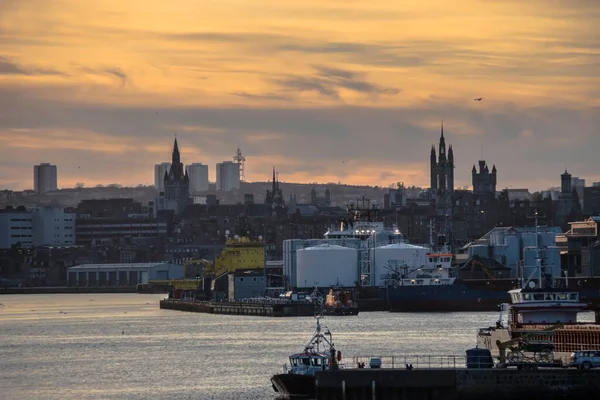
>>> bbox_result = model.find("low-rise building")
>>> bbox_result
[66,262,183,287]
[0,207,76,249]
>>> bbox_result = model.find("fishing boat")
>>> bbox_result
[271,316,342,398]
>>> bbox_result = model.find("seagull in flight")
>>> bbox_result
[474,97,483,101]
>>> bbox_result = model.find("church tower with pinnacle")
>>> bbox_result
[430,123,454,195]
[430,123,454,216]
[163,137,191,214]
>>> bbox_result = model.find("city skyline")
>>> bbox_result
[1,1,599,191]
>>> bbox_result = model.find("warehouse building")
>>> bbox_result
[67,262,183,287]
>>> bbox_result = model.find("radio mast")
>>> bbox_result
[233,148,246,182]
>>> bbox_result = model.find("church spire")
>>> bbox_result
[172,137,180,164]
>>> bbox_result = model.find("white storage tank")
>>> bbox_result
[371,243,429,286]
[296,244,358,288]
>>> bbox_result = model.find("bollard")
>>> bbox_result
[372,380,376,400]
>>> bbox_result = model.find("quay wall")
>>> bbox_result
[314,369,600,400]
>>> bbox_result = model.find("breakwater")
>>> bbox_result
[314,368,600,400]
[159,299,317,317]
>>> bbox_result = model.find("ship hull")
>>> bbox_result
[271,373,315,398]
[387,282,600,312]
[387,281,513,312]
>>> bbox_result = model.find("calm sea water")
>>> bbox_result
[0,294,499,400]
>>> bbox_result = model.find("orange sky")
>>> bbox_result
[1,0,599,191]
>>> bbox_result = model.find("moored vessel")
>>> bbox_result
[271,316,342,398]
[476,217,600,361]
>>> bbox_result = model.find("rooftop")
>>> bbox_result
[68,262,174,270]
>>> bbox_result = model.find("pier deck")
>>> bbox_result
[314,368,600,400]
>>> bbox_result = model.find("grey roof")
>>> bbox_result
[480,226,563,240]
[68,263,175,270]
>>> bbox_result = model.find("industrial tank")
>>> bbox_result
[370,243,429,287]
[296,244,358,288]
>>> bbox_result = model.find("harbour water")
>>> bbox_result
[0,294,556,399]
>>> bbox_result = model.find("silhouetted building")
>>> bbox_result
[430,124,454,217]
[472,160,497,194]
[154,138,191,215]
[34,163,57,193]
[265,167,285,207]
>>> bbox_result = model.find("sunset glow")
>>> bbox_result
[1,0,599,190]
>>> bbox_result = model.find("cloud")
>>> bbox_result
[231,91,293,102]
[76,66,129,88]
[272,65,400,101]
[0,56,64,76]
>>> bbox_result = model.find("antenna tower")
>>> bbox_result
[233,148,246,182]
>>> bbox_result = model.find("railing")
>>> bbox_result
[352,355,468,369]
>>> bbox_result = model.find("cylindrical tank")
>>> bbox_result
[539,232,556,247]
[370,243,429,286]
[296,244,358,288]
[505,235,520,275]
[490,230,505,246]
[521,233,536,248]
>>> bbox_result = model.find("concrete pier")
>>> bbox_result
[159,299,317,317]
[313,369,600,400]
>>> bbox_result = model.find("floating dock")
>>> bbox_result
[159,299,317,317]
[313,368,600,400]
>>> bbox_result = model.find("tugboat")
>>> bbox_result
[271,316,342,398]
[322,288,359,316]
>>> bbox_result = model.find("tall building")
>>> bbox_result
[429,124,454,215]
[472,160,497,194]
[0,207,76,249]
[216,161,240,191]
[33,163,57,193]
[162,138,190,214]
[571,176,585,208]
[186,163,209,193]
[154,162,171,191]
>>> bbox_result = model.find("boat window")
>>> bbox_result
[290,358,298,366]
[557,293,568,301]
[311,358,322,366]
[570,293,579,301]
[545,293,555,301]
[533,294,545,301]
[511,294,517,302]
[301,358,310,366]
[523,293,532,301]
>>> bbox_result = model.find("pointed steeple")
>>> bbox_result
[448,144,454,163]
[492,164,497,172]
[172,137,180,164]
[438,122,446,159]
